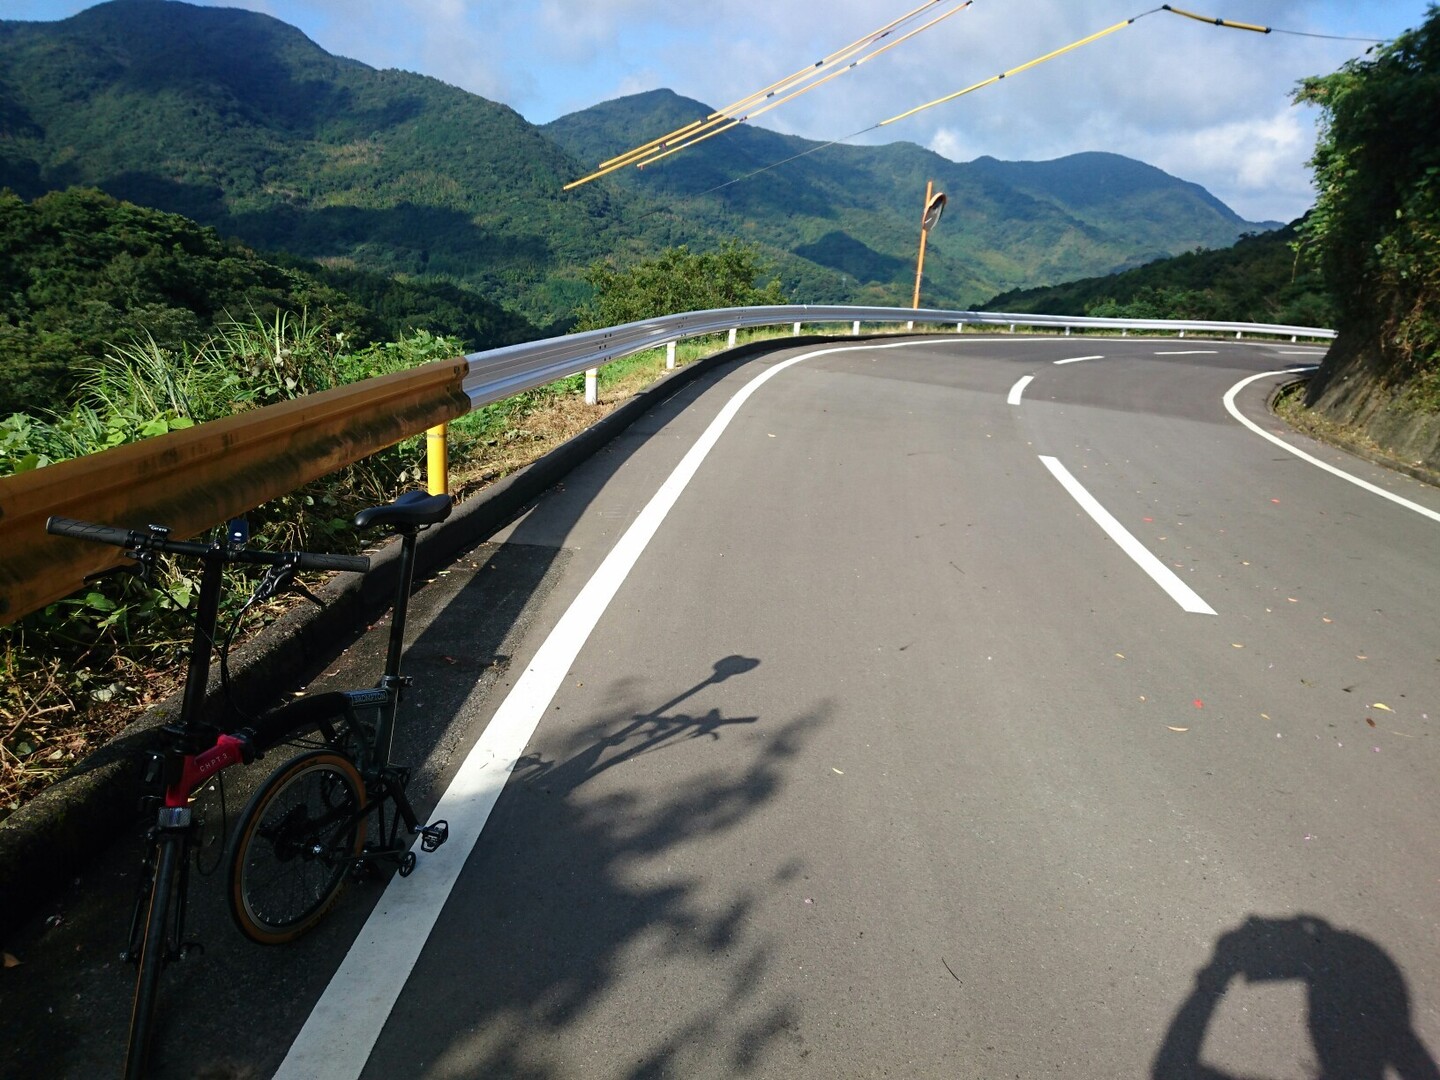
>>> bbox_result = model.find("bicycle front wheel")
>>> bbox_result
[228,749,367,945]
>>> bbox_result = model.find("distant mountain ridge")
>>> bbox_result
[545,90,1281,306]
[1,1,1282,324]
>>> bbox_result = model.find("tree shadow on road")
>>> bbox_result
[364,655,830,1078]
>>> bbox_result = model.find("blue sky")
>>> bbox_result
[6,1,1427,222]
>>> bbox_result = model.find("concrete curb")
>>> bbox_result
[0,337,824,939]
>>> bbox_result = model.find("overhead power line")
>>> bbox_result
[563,0,975,190]
[633,0,976,173]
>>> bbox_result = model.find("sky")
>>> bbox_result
[6,0,1428,222]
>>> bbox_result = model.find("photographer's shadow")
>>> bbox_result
[1154,915,1439,1080]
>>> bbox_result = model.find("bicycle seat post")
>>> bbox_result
[374,523,421,768]
[382,525,421,684]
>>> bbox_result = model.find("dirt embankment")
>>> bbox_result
[1296,334,1440,483]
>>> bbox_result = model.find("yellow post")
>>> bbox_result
[913,180,932,309]
[426,422,449,495]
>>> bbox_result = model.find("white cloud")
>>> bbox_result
[928,128,973,164]
[1145,109,1319,222]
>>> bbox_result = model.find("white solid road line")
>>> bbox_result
[1053,355,1103,365]
[273,339,928,1080]
[1007,375,1034,405]
[1154,350,1218,355]
[1039,455,1217,615]
[1223,369,1440,524]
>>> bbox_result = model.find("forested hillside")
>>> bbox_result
[984,221,1333,329]
[0,187,534,416]
[0,0,652,325]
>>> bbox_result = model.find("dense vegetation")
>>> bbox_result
[0,311,467,810]
[0,187,534,416]
[984,220,1334,329]
[1295,5,1440,419]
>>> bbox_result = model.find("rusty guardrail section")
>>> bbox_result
[0,358,469,624]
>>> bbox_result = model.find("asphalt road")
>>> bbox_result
[4,335,1438,1079]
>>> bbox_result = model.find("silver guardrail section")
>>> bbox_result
[460,305,1334,408]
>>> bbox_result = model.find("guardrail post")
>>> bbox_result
[1235,331,1243,339]
[793,322,802,336]
[426,423,450,496]
[585,368,598,405]
[1065,326,1072,336]
[853,320,861,334]
[1179,329,1186,338]
[1010,324,1016,333]
[728,328,737,347]
[956,321,965,333]
[666,341,676,370]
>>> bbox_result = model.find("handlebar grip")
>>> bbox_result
[294,551,370,574]
[46,516,137,548]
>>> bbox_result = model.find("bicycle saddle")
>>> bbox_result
[354,491,454,530]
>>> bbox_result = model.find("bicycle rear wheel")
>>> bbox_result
[228,749,366,945]
[125,829,184,1079]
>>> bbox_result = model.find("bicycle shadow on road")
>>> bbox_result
[1152,914,1440,1080]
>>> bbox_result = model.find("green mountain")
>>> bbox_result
[545,89,1280,307]
[1,1,1279,328]
[0,0,665,326]
[982,219,1333,328]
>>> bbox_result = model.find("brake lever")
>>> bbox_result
[83,549,155,587]
[250,563,296,605]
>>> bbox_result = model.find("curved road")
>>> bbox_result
[7,335,1438,1078]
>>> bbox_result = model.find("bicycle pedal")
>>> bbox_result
[419,820,449,852]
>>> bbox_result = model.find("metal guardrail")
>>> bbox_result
[456,305,1335,409]
[0,305,1334,624]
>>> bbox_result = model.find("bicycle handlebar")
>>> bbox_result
[45,516,371,574]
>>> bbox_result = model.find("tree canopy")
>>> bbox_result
[1295,5,1440,397]
[573,243,787,332]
